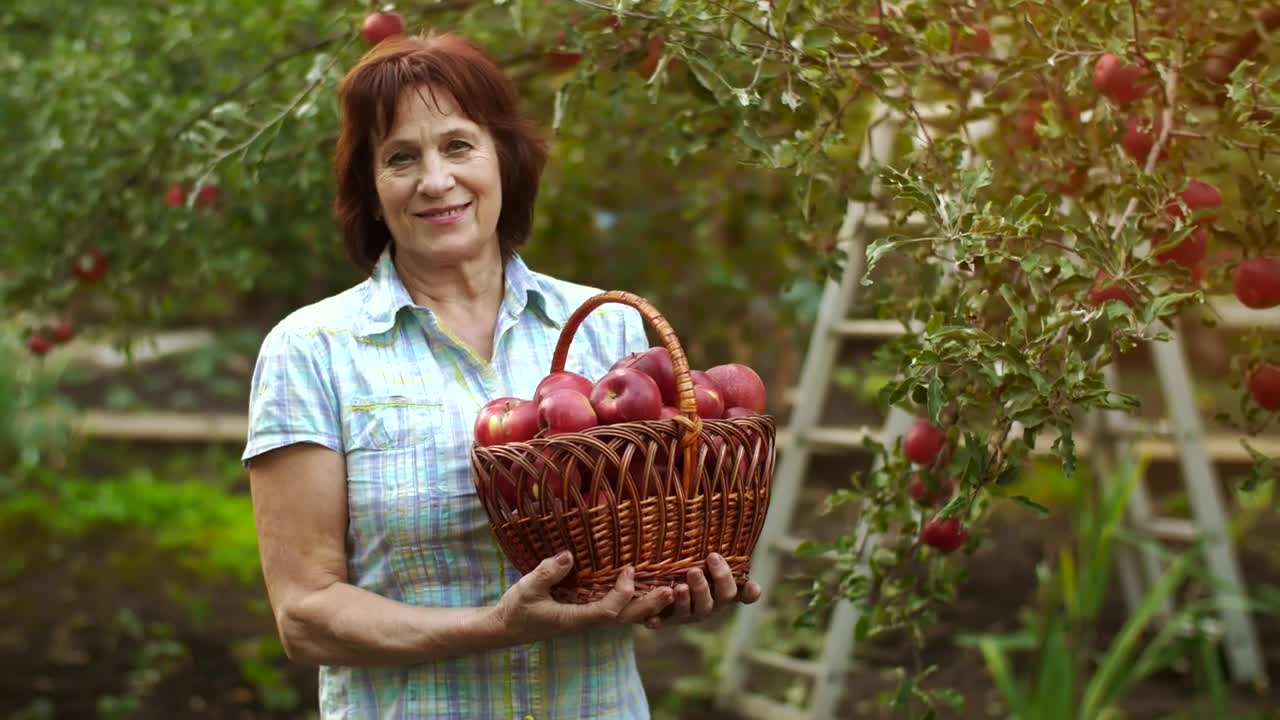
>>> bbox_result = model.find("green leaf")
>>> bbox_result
[1010,494,1051,516]
[862,234,931,283]
[927,376,944,424]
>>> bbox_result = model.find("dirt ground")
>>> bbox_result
[3,454,1277,720]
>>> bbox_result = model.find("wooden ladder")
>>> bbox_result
[714,105,1268,719]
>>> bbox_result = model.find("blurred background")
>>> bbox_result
[3,1,1279,718]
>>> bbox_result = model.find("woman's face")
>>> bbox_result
[373,85,503,266]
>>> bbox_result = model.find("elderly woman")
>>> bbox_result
[242,30,761,719]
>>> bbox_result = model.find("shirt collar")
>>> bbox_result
[355,246,563,337]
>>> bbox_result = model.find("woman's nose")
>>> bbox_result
[416,155,456,196]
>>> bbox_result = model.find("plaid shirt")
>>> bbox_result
[243,248,652,719]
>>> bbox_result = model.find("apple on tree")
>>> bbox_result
[1088,273,1137,308]
[361,11,405,46]
[1232,256,1280,309]
[1165,179,1222,225]
[1152,226,1208,270]
[1248,364,1280,411]
[27,335,51,357]
[909,472,955,507]
[920,517,968,554]
[71,248,107,283]
[1092,53,1147,105]
[903,419,946,465]
[1122,114,1166,163]
[164,183,186,208]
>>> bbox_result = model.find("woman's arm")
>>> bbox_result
[250,442,672,667]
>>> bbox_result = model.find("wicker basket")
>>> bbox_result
[470,291,777,603]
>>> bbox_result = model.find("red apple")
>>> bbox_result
[611,347,677,404]
[590,369,663,424]
[705,363,766,413]
[950,26,991,54]
[724,407,759,418]
[473,397,540,446]
[534,371,594,403]
[195,184,220,210]
[637,35,664,79]
[70,249,107,282]
[1232,257,1280,309]
[538,388,598,435]
[1123,114,1166,164]
[909,472,955,507]
[1153,226,1208,270]
[903,419,946,465]
[1088,274,1137,308]
[1056,164,1087,196]
[920,517,968,554]
[547,50,582,71]
[164,183,186,208]
[1014,97,1043,148]
[1248,365,1280,411]
[660,406,681,419]
[51,319,74,344]
[27,335,51,357]
[361,11,405,46]
[1165,180,1222,225]
[689,370,725,419]
[1093,53,1147,105]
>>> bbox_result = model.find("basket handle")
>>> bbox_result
[550,290,703,497]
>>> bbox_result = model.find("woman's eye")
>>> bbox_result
[446,140,473,153]
[388,152,414,164]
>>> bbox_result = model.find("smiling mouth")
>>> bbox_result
[415,202,470,220]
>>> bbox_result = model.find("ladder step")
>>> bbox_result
[1109,416,1174,437]
[1134,516,1200,543]
[829,319,907,338]
[723,692,812,720]
[776,425,878,452]
[746,650,821,678]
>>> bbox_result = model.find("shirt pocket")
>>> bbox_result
[347,395,443,452]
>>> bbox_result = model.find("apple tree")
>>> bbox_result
[5,0,1280,712]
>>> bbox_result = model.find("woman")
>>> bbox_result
[242,30,762,719]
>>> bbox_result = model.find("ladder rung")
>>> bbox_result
[1134,516,1200,543]
[723,692,812,720]
[777,425,878,452]
[1109,416,1173,437]
[747,650,821,678]
[829,319,907,338]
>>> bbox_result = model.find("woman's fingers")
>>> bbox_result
[688,567,714,618]
[618,585,674,624]
[706,553,739,604]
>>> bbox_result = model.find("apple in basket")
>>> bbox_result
[705,363,767,413]
[610,347,677,404]
[589,368,665,423]
[473,397,540,446]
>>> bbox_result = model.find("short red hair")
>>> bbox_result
[334,31,548,274]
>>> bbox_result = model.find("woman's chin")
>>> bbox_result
[397,231,499,265]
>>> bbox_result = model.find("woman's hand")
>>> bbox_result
[491,551,674,642]
[644,553,762,629]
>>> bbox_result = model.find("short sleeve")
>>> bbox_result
[241,326,343,465]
